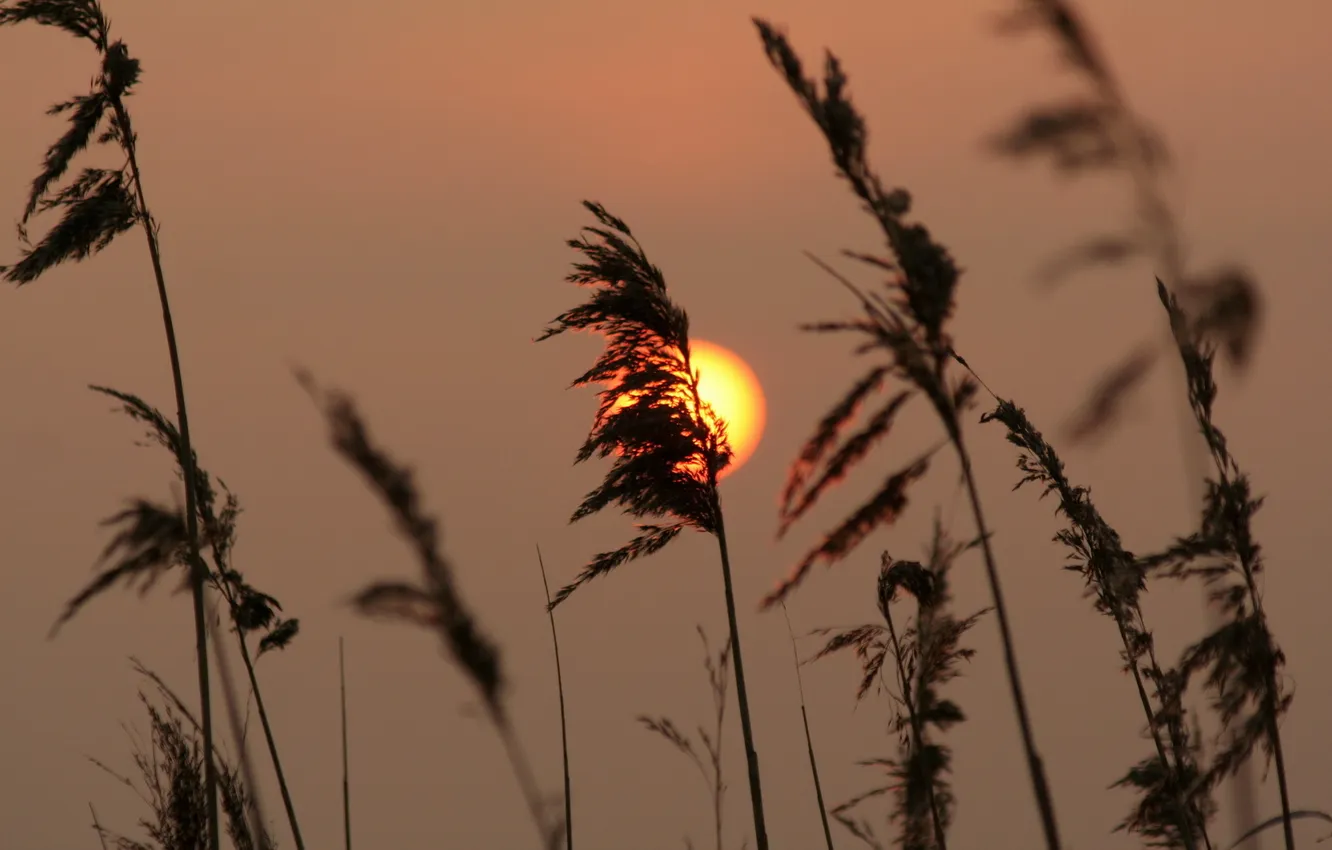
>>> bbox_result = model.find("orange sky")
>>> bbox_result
[2,1,1331,848]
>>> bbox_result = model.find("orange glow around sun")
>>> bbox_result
[603,339,766,479]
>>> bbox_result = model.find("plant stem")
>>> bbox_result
[780,604,834,850]
[1113,615,1200,850]
[536,545,574,850]
[950,428,1062,850]
[712,508,769,850]
[110,98,218,850]
[882,599,948,850]
[232,625,305,850]
[341,637,352,850]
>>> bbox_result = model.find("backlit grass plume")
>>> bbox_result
[300,372,560,850]
[538,201,769,850]
[811,524,987,850]
[754,19,1064,850]
[0,2,219,843]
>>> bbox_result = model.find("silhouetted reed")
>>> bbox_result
[89,671,272,850]
[965,360,1213,849]
[637,626,734,850]
[537,201,769,849]
[810,522,987,850]
[53,385,306,850]
[535,545,575,850]
[299,371,561,850]
[0,1,220,842]
[1137,282,1297,849]
[752,18,1064,850]
[780,603,836,850]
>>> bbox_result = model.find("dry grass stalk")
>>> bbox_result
[0,2,220,842]
[538,201,769,849]
[752,18,1063,850]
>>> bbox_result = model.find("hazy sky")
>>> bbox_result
[2,1,1331,848]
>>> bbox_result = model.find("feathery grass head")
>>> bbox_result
[1141,280,1290,796]
[538,201,732,608]
[753,20,979,608]
[988,0,1262,442]
[0,0,147,285]
[814,522,986,849]
[50,386,301,656]
[299,371,504,719]
[979,389,1215,847]
[91,689,273,850]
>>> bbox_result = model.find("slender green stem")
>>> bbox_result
[950,427,1062,850]
[341,637,352,850]
[780,605,834,850]
[110,98,217,850]
[712,508,768,850]
[536,545,573,850]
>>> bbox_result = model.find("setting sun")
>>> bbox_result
[689,339,766,476]
[604,338,766,479]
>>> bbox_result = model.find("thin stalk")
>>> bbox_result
[780,604,835,850]
[210,598,269,849]
[90,803,110,850]
[109,97,217,850]
[230,624,305,850]
[1113,615,1202,850]
[712,508,769,850]
[340,637,352,850]
[949,426,1061,850]
[1238,573,1295,850]
[536,545,573,850]
[1073,10,1261,835]
[881,599,948,850]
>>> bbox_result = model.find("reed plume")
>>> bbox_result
[537,201,769,850]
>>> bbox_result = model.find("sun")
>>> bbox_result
[603,339,766,479]
[688,339,766,477]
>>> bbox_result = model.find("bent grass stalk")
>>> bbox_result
[537,201,769,850]
[536,545,574,850]
[0,4,219,844]
[752,19,1062,850]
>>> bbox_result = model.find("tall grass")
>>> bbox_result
[0,1,220,844]
[751,18,1064,850]
[6,3,1319,850]
[300,371,561,850]
[637,626,735,850]
[536,201,770,850]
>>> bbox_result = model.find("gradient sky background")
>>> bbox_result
[2,1,1331,848]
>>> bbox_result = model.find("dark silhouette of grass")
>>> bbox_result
[987,6,1267,836]
[299,370,561,850]
[89,667,273,850]
[537,201,770,850]
[3,4,1321,850]
[779,603,836,850]
[536,545,575,850]
[637,626,734,850]
[810,521,987,850]
[751,18,1065,850]
[961,358,1214,849]
[53,385,307,850]
[0,2,220,844]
